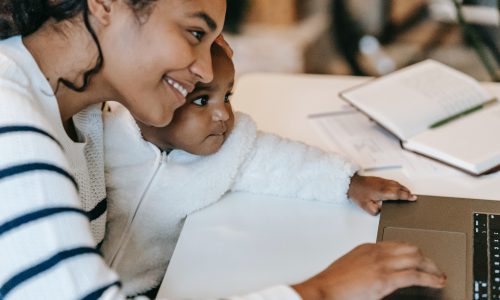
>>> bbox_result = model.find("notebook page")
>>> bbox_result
[342,60,491,140]
[404,103,500,175]
[309,110,404,170]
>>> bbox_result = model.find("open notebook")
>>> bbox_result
[340,60,500,176]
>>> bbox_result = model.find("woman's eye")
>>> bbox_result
[192,96,209,106]
[190,30,205,42]
[224,92,233,103]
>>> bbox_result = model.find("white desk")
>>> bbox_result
[158,73,500,298]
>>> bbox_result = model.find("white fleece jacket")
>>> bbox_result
[101,102,359,295]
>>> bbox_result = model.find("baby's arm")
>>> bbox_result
[232,131,416,215]
[232,131,358,203]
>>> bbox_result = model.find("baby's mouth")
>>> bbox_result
[210,123,228,136]
[209,131,226,137]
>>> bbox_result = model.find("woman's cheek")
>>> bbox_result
[163,36,197,68]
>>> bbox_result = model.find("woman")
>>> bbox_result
[0,0,446,299]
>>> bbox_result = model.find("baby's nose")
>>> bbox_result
[213,104,230,121]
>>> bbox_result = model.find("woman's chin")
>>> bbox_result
[134,110,174,129]
[149,117,173,128]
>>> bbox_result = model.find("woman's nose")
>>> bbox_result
[190,48,214,84]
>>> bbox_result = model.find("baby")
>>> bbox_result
[101,44,416,296]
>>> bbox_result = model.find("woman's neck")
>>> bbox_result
[23,19,118,124]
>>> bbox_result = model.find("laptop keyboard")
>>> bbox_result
[474,213,500,299]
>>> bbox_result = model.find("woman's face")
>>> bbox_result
[99,0,226,127]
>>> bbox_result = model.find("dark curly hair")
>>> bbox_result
[0,0,158,92]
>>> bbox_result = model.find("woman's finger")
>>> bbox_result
[383,253,443,277]
[382,270,446,297]
[417,256,446,277]
[380,241,420,256]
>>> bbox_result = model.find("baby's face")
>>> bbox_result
[139,48,235,155]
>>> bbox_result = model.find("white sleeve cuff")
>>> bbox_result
[228,285,302,300]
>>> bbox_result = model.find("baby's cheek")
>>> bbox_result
[227,117,235,133]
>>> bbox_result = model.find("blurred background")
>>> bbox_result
[223,0,499,81]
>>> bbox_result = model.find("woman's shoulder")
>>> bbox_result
[0,36,47,118]
[0,38,57,139]
[0,36,32,85]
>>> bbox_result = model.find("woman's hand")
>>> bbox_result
[292,242,446,300]
[347,174,417,215]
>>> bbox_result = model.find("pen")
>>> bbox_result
[429,98,498,129]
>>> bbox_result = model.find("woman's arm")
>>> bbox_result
[293,242,446,300]
[0,80,124,299]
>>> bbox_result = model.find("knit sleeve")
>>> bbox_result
[232,131,360,203]
[0,66,132,299]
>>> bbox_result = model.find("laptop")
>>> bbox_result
[377,195,500,300]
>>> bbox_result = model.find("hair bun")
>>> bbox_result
[0,0,50,38]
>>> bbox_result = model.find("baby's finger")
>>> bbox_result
[392,182,417,201]
[378,187,416,201]
[397,184,412,194]
[385,179,413,193]
[363,200,380,215]
[397,188,418,201]
[387,181,412,193]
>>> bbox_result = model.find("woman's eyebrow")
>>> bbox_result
[189,12,218,32]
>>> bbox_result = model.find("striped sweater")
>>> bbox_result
[0,35,301,300]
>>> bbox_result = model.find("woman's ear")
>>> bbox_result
[87,0,115,25]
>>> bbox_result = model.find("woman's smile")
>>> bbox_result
[163,76,194,106]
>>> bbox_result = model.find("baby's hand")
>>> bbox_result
[347,174,417,215]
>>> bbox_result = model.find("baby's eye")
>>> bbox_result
[192,96,209,106]
[190,30,205,42]
[224,92,233,103]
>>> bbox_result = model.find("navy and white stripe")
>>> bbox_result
[0,200,110,240]
[0,247,101,298]
[87,198,107,221]
[0,162,78,189]
[0,125,63,149]
[80,281,122,300]
[0,207,87,237]
[0,124,76,190]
